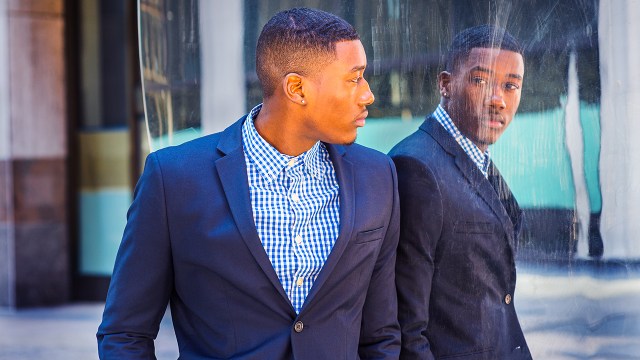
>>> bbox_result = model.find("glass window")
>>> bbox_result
[138,0,640,357]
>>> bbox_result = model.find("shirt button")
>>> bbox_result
[504,293,512,305]
[296,277,304,287]
[295,235,303,244]
[288,159,295,167]
[294,321,304,333]
[291,193,300,203]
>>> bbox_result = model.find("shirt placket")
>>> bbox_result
[286,157,308,313]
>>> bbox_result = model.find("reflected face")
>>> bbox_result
[302,40,375,145]
[443,47,524,151]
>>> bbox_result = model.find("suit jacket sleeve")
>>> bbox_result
[97,153,174,359]
[358,157,402,359]
[393,155,443,360]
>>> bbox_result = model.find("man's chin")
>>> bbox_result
[328,134,357,146]
[342,135,357,146]
[478,130,505,145]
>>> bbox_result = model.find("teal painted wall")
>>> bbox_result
[80,189,131,275]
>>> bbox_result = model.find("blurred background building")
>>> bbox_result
[0,0,141,308]
[1,0,639,310]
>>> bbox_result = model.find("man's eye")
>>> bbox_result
[351,76,362,83]
[505,83,520,91]
[472,76,487,85]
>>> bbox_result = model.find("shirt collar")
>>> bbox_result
[433,104,491,177]
[242,103,327,182]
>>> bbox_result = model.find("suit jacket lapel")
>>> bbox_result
[421,117,519,249]
[215,117,293,309]
[488,162,524,247]
[299,143,355,314]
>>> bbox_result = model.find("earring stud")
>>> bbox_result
[301,99,305,104]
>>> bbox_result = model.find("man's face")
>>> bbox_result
[443,47,524,151]
[301,40,374,145]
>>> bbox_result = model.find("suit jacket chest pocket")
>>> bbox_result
[354,226,385,244]
[448,220,504,261]
[345,227,385,291]
[454,221,495,234]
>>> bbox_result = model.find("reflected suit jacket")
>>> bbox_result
[97,116,401,359]
[389,116,532,360]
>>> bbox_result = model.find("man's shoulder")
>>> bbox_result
[153,132,224,164]
[387,120,455,181]
[153,117,245,164]
[342,142,390,164]
[337,143,395,180]
[349,143,402,173]
[388,123,442,161]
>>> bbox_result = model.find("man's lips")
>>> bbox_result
[483,114,505,128]
[355,111,368,127]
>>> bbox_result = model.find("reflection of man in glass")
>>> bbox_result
[98,7,401,359]
[390,25,532,359]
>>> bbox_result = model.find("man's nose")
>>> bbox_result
[360,79,375,106]
[487,85,506,109]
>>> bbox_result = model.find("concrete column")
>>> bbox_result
[199,0,246,134]
[598,1,640,259]
[0,0,69,308]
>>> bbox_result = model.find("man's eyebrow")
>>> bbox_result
[350,65,366,73]
[471,66,523,80]
[471,66,491,74]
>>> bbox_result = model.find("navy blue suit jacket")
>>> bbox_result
[389,116,531,360]
[97,117,401,359]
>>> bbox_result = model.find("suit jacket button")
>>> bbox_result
[505,293,512,304]
[294,321,304,333]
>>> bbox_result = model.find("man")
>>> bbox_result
[389,25,532,359]
[98,8,401,359]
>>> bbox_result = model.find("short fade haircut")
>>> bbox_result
[445,24,523,72]
[256,7,359,97]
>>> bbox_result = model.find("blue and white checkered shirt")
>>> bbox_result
[242,104,340,313]
[433,104,491,177]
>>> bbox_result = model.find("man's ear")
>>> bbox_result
[438,71,452,98]
[283,73,306,105]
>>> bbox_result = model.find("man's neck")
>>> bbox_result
[253,101,317,156]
